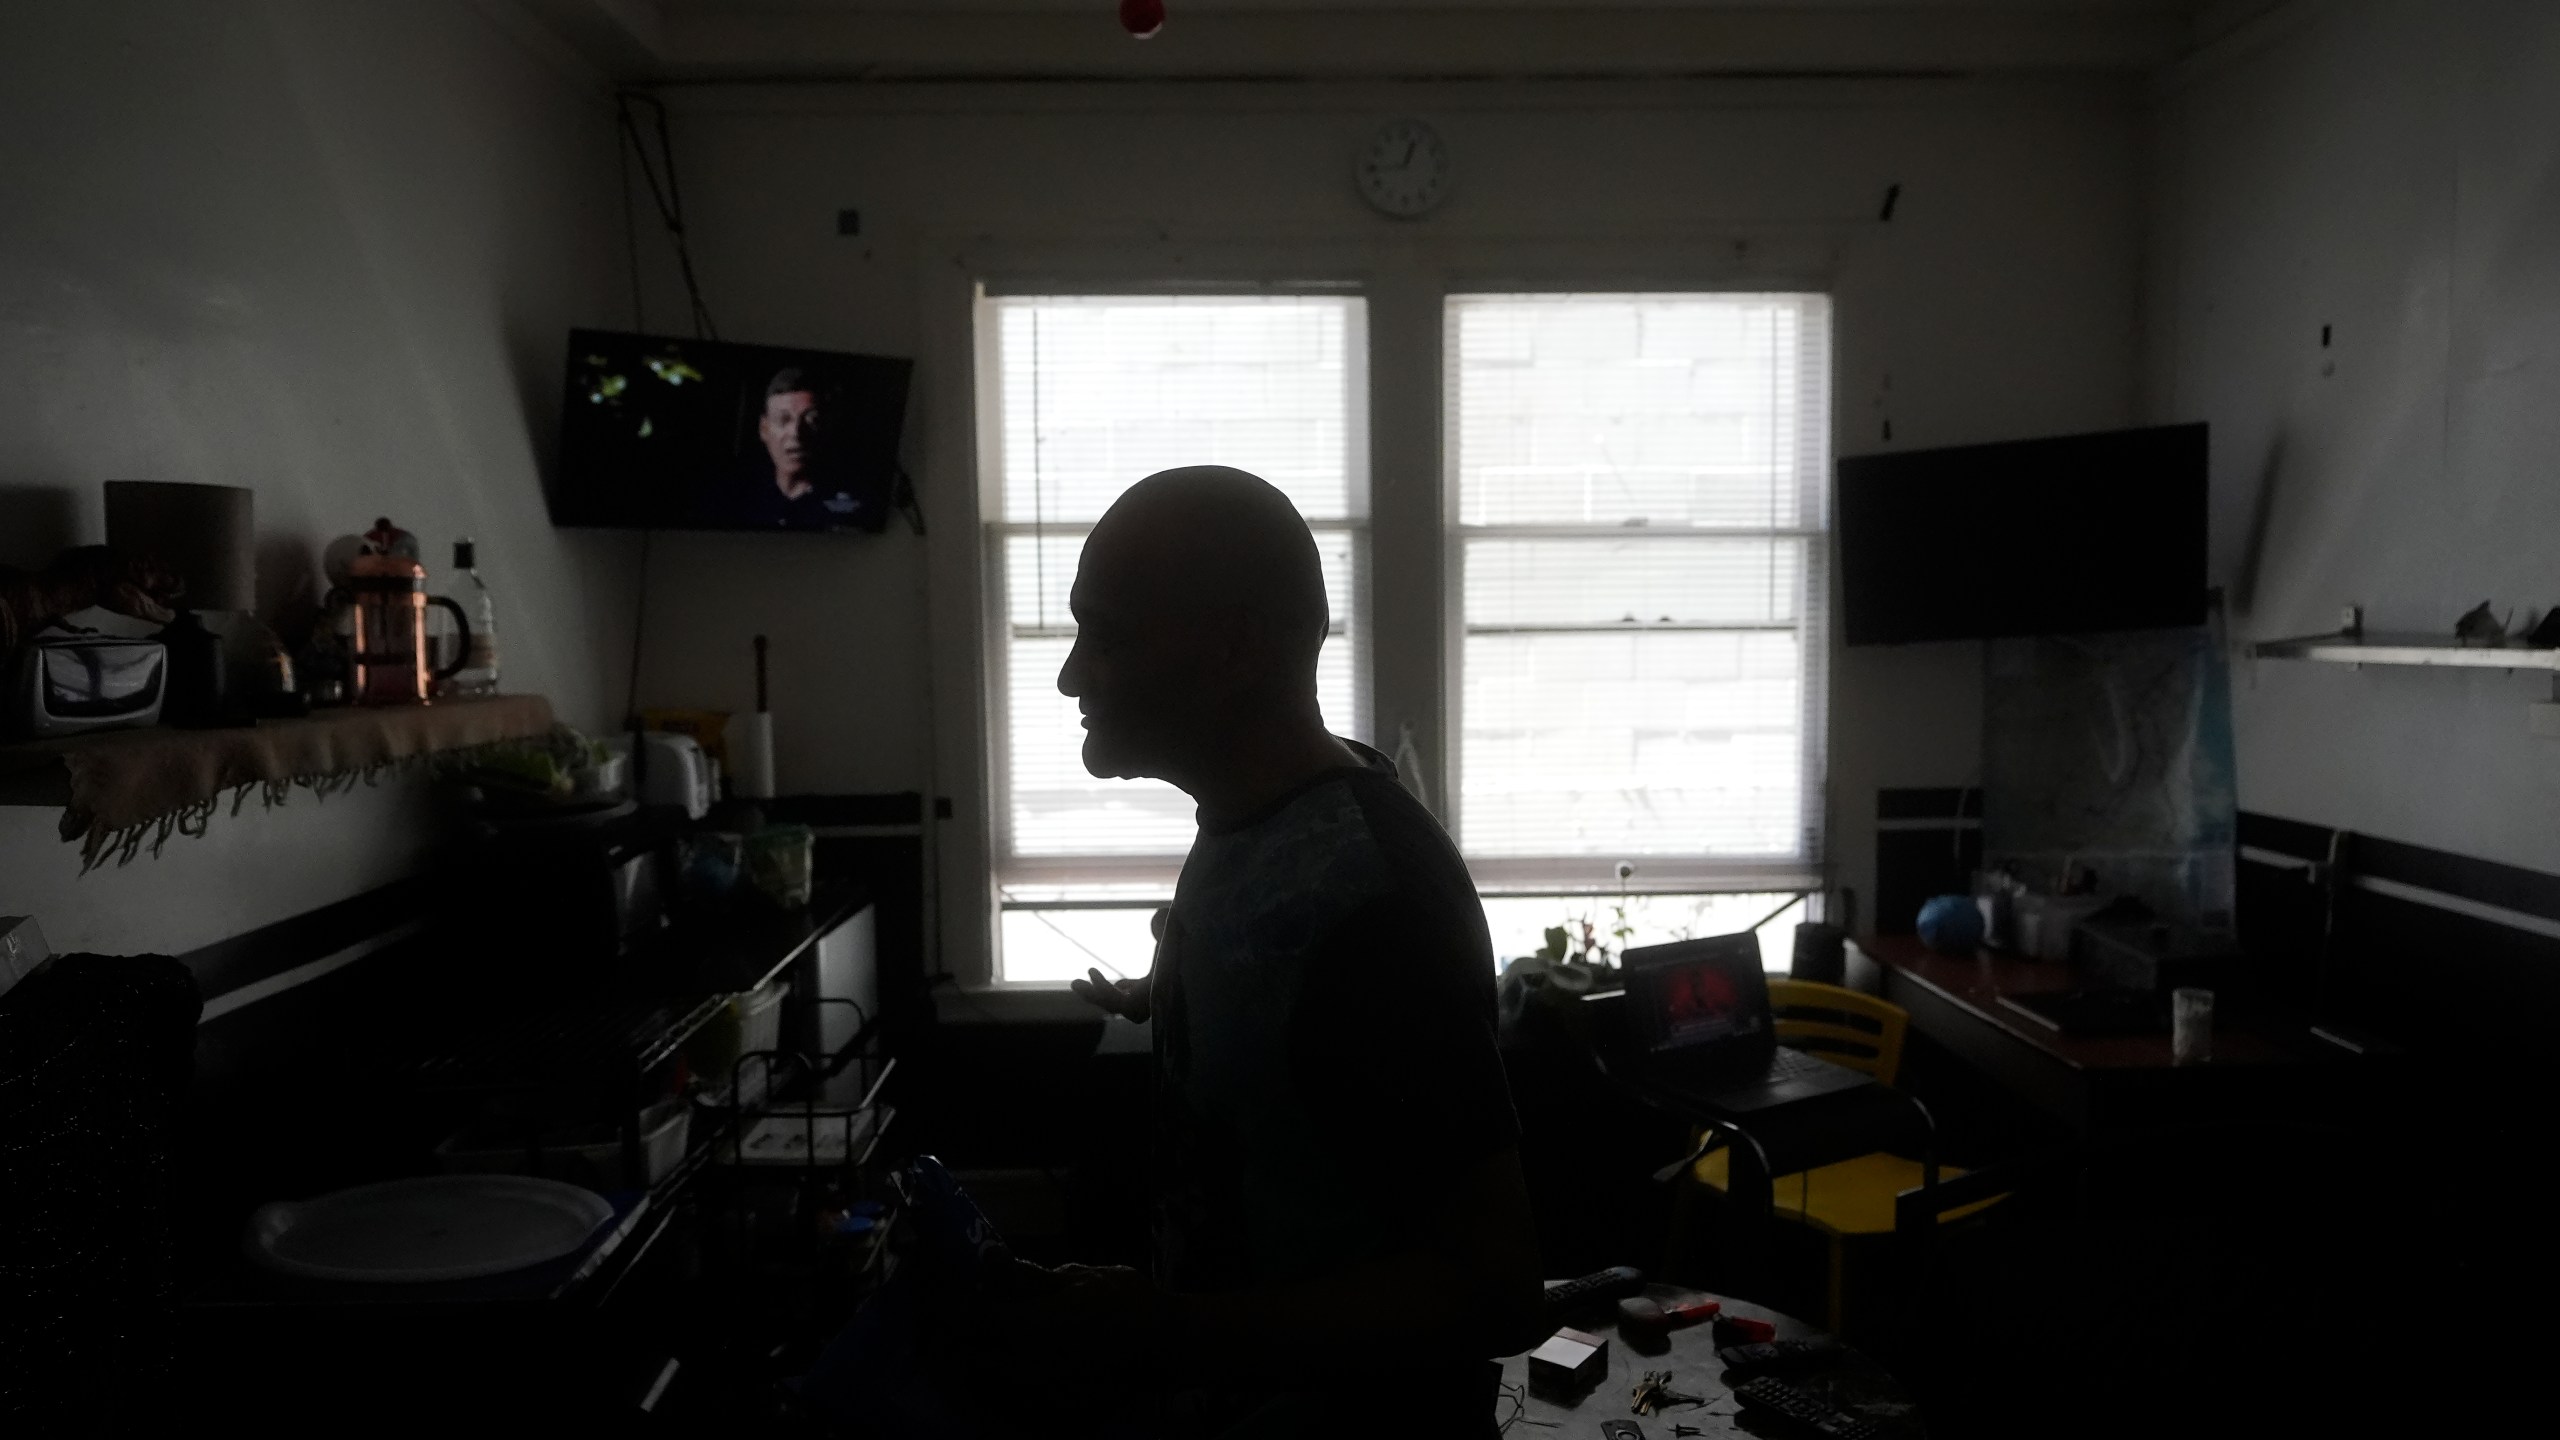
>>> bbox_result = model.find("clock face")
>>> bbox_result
[1357,119,1451,218]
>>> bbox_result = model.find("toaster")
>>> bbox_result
[8,630,166,738]
[620,731,715,819]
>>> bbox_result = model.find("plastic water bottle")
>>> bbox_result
[449,538,500,696]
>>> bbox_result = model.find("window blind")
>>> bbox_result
[984,294,1370,980]
[1448,294,1830,888]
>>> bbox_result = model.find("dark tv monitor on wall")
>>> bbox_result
[552,329,913,533]
[1836,423,2208,646]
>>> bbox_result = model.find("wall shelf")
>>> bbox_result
[0,694,553,861]
[2252,631,2560,670]
[2252,605,2560,672]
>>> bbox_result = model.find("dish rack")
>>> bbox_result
[393,920,891,1202]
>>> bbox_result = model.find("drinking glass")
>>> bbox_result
[2172,986,2214,1064]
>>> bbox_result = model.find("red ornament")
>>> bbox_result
[1119,0,1164,39]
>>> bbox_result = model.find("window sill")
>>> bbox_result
[931,983,1107,1025]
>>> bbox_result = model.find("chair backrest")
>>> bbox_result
[1767,978,1907,1085]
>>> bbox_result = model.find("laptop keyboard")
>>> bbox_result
[1768,1047,1831,1079]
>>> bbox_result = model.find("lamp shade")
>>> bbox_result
[104,481,255,612]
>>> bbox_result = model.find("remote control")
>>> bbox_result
[1717,1335,1843,1372]
[1732,1375,1883,1439]
[1539,1265,1645,1318]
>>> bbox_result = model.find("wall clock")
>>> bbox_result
[1357,119,1451,218]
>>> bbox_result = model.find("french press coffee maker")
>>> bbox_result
[335,552,471,705]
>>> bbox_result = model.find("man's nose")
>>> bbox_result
[1057,637,1086,698]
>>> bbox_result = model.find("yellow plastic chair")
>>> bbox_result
[1687,980,2005,1331]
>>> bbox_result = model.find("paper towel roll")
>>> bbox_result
[731,711,776,800]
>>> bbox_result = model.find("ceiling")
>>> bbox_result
[524,0,2269,82]
[652,1,2200,12]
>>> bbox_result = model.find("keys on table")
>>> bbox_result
[1631,1368,1705,1416]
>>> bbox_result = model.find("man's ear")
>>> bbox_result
[1229,608,1314,708]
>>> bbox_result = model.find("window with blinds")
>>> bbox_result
[1448,294,1831,896]
[983,293,1369,983]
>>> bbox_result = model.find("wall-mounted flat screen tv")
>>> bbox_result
[552,329,913,533]
[1836,422,2208,646]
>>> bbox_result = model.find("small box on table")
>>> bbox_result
[1526,1326,1609,1395]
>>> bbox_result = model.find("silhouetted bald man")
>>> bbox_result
[1042,467,1540,1436]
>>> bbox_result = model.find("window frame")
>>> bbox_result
[948,250,1844,995]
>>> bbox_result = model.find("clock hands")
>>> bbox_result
[1360,121,1445,215]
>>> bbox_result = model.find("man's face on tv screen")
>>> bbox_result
[760,390,823,486]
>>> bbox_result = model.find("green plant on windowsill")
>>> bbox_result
[1501,862,1639,999]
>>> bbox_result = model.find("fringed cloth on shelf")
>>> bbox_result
[53,694,553,871]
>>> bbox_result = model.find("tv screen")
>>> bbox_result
[1836,423,2208,646]
[552,329,913,533]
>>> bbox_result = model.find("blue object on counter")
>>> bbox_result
[1916,895,1986,954]
[678,832,744,903]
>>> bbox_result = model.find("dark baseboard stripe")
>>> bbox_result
[2238,810,2560,929]
[2237,810,2334,863]
[2348,833,2560,929]
[1877,787,1982,822]
[2349,873,2560,943]
[196,920,426,1024]
[178,876,432,1007]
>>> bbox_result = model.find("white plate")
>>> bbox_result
[245,1174,614,1283]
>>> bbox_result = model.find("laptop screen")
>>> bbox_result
[1621,934,1775,1064]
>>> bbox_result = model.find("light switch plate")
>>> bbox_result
[0,915,51,1002]
[2530,701,2560,738]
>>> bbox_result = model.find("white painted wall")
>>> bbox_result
[0,1,635,956]
[2152,0,2560,874]
[635,76,2146,978]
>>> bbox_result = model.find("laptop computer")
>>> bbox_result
[1619,934,1873,1114]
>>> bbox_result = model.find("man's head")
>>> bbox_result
[757,368,828,491]
[1058,466,1330,787]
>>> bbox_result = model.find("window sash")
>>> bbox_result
[980,294,1373,945]
[1446,293,1831,883]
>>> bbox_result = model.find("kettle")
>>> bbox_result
[332,553,471,705]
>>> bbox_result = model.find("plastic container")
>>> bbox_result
[689,976,792,1106]
[572,752,626,800]
[2011,892,2109,961]
[737,975,787,1059]
[745,825,814,909]
[435,1097,691,1190]
[2172,986,2214,1064]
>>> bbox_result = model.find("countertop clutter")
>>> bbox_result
[172,869,895,1424]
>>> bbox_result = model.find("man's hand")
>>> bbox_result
[1069,968,1152,1023]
